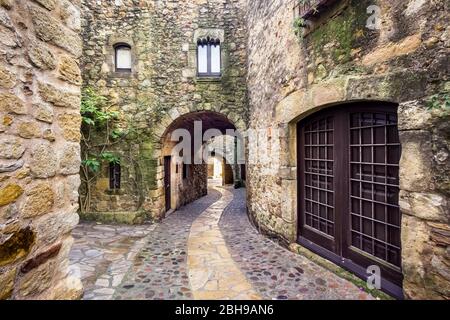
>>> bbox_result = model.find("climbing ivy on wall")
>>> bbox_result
[427,92,450,111]
[80,88,128,213]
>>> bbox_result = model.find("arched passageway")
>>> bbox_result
[159,111,244,213]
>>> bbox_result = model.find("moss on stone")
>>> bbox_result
[79,211,147,225]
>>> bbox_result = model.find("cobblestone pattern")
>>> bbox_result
[219,187,373,300]
[69,223,154,300]
[70,185,376,300]
[113,189,222,300]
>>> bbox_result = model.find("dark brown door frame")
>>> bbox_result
[164,156,171,212]
[297,102,404,299]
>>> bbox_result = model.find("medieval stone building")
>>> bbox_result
[0,0,448,300]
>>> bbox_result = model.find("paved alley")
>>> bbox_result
[69,184,373,300]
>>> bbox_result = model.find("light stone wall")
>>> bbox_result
[0,0,82,299]
[246,0,449,299]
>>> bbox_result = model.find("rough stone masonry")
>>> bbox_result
[0,0,449,301]
[0,0,83,299]
[245,0,449,299]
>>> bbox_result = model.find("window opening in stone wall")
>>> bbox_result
[114,43,132,72]
[109,163,121,189]
[197,37,221,77]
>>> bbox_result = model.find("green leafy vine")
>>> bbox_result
[79,87,128,213]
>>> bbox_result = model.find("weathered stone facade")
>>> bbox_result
[80,0,248,219]
[2,0,443,300]
[246,0,449,299]
[0,0,82,299]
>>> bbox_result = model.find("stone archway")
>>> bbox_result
[152,111,244,216]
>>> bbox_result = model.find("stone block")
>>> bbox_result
[0,268,16,300]
[0,64,16,88]
[38,82,80,109]
[21,183,55,218]
[58,55,82,85]
[400,191,448,222]
[59,143,81,175]
[18,259,56,298]
[0,227,35,267]
[32,0,56,11]
[17,121,41,139]
[29,4,82,57]
[0,184,23,207]
[33,210,79,247]
[30,143,58,178]
[27,41,57,70]
[33,103,54,123]
[0,135,25,159]
[0,94,26,114]
[79,210,147,225]
[399,131,433,192]
[57,113,82,142]
[362,34,422,66]
[398,100,432,130]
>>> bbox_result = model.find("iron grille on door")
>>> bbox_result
[298,103,402,292]
[303,116,335,238]
[349,112,401,267]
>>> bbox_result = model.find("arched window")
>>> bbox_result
[114,43,132,72]
[197,37,221,77]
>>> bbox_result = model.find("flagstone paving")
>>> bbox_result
[69,183,374,300]
[187,186,261,300]
[68,223,155,300]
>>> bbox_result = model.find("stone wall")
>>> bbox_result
[246,0,449,299]
[80,0,248,219]
[0,0,82,299]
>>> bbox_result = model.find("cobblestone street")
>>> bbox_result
[69,183,374,300]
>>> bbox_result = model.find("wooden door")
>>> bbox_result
[297,103,403,294]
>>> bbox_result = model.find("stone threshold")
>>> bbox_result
[79,211,147,225]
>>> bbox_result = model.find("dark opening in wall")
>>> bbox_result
[109,163,121,189]
[182,163,189,180]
